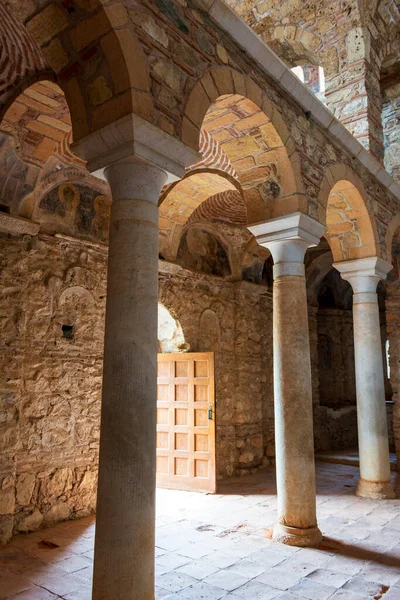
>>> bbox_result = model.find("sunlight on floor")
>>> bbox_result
[1,463,400,599]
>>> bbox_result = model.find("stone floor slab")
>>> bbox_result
[0,463,399,600]
[203,569,249,592]
[229,579,282,598]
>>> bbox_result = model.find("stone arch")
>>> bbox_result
[182,68,305,223]
[269,26,322,68]
[319,163,380,262]
[158,303,188,353]
[2,2,151,141]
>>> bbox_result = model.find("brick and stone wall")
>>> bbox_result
[382,82,400,182]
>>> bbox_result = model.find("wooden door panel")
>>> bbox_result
[156,352,216,492]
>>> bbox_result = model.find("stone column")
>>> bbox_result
[72,113,201,600]
[249,213,325,547]
[92,157,168,600]
[334,257,395,499]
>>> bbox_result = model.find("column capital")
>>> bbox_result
[334,256,393,294]
[71,113,201,183]
[103,157,168,205]
[248,212,326,277]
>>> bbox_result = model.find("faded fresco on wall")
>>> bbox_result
[38,183,111,242]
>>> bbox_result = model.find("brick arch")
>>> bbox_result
[2,1,151,142]
[386,213,400,265]
[158,170,241,261]
[190,130,238,179]
[186,189,247,228]
[0,80,83,168]
[0,4,50,117]
[182,67,305,223]
[319,163,380,262]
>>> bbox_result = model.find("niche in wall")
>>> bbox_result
[177,227,231,278]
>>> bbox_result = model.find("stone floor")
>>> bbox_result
[1,463,400,599]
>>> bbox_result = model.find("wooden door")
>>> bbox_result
[156,352,216,492]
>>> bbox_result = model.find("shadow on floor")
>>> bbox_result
[218,461,399,498]
[320,537,400,568]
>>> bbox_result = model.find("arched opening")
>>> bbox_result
[182,69,305,222]
[199,92,302,222]
[306,241,357,451]
[158,170,241,261]
[320,166,378,263]
[291,64,326,104]
[157,303,187,353]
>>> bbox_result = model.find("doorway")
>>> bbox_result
[156,352,216,492]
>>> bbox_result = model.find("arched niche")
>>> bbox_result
[177,226,232,278]
[198,309,221,352]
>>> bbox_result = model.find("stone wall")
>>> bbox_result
[1,228,397,544]
[382,82,400,182]
[317,309,356,409]
[313,308,358,451]
[0,232,107,544]
[158,261,273,478]
[227,0,385,159]
[0,233,274,542]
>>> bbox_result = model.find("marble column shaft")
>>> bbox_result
[335,258,395,499]
[92,157,168,600]
[249,213,325,546]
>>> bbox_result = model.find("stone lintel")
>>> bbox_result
[71,113,201,183]
[0,212,40,236]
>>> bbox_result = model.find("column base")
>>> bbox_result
[272,523,322,547]
[356,478,395,499]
